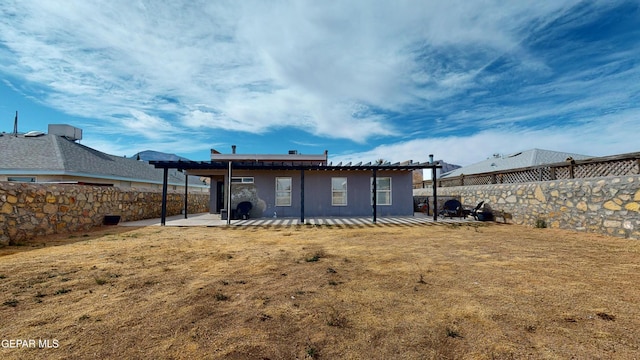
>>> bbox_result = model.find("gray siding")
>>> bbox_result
[220,169,414,218]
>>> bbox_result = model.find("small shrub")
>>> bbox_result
[525,325,537,333]
[305,249,326,262]
[54,288,71,295]
[446,327,463,338]
[327,309,348,328]
[95,278,108,285]
[306,346,318,358]
[596,312,615,321]
[3,299,19,307]
[214,292,229,301]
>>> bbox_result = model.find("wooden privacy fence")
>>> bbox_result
[431,151,640,188]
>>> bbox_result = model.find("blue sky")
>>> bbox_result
[1,0,638,166]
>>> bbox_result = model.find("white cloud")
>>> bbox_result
[332,112,639,166]
[0,0,636,160]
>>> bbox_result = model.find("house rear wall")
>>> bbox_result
[223,170,414,218]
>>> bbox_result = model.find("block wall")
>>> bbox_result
[415,175,640,240]
[0,182,209,245]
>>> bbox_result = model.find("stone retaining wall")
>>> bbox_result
[415,175,640,240]
[0,182,209,245]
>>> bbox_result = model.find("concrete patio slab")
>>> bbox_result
[119,212,480,227]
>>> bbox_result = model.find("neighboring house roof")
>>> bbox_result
[441,148,592,178]
[437,160,461,174]
[0,133,203,187]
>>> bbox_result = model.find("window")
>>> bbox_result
[331,177,347,206]
[231,177,254,184]
[275,177,292,206]
[7,177,35,182]
[371,177,392,205]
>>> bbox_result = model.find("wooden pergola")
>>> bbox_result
[150,159,442,225]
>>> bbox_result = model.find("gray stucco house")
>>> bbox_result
[150,148,440,223]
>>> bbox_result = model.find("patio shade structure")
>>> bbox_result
[150,158,442,225]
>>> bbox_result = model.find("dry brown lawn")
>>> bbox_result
[1,222,639,359]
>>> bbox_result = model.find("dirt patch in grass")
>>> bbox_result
[1,223,639,359]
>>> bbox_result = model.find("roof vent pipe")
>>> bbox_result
[429,154,434,164]
[232,145,236,154]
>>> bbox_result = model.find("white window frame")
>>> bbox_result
[331,177,348,206]
[275,177,292,206]
[231,177,254,184]
[371,177,392,205]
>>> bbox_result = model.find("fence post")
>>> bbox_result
[569,160,575,179]
[550,167,556,180]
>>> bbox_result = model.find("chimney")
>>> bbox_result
[231,145,236,154]
[429,154,434,164]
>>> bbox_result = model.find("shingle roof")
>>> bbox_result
[0,133,200,186]
[441,148,592,178]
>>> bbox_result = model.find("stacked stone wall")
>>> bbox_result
[415,175,640,240]
[0,182,209,245]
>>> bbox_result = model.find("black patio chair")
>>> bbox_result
[439,199,463,218]
[236,201,253,220]
[464,201,485,220]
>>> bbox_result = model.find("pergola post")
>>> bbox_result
[372,168,377,223]
[227,161,232,225]
[161,167,168,226]
[184,171,188,219]
[432,165,438,221]
[300,169,305,223]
